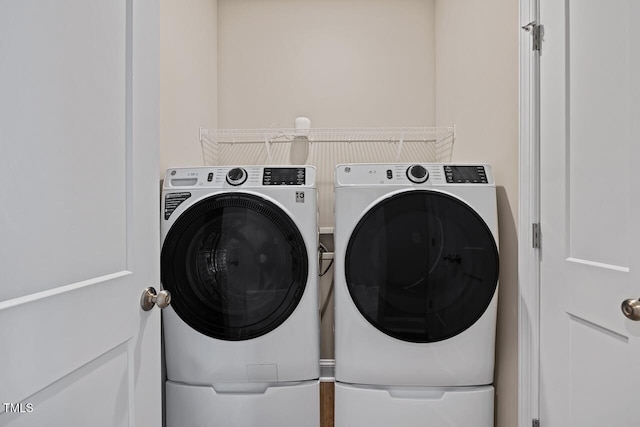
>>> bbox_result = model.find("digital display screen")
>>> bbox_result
[263,168,306,185]
[444,166,488,184]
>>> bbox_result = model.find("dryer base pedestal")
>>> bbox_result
[166,379,319,427]
[335,382,493,427]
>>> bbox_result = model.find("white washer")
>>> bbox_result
[333,163,499,427]
[161,166,319,427]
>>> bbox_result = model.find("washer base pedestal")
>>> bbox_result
[166,380,319,427]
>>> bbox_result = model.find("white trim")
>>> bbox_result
[518,0,541,426]
[564,257,630,273]
[0,271,132,311]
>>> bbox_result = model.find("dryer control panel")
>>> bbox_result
[335,163,494,186]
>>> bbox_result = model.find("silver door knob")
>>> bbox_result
[141,287,172,311]
[621,298,640,321]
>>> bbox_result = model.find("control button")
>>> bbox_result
[207,172,214,182]
[226,167,247,186]
[406,164,429,183]
[386,169,393,179]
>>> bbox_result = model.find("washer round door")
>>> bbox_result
[161,193,308,341]
[345,190,499,343]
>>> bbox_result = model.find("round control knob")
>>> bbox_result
[226,167,247,186]
[407,164,429,183]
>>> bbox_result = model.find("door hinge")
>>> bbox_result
[532,419,540,427]
[532,223,540,249]
[522,21,544,52]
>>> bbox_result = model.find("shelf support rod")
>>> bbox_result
[395,134,405,161]
[264,136,273,163]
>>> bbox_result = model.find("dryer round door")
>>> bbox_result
[161,193,308,341]
[345,190,499,343]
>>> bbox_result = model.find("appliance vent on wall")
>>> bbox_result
[199,126,455,228]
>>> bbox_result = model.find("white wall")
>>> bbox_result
[160,0,218,173]
[217,0,436,128]
[435,1,519,427]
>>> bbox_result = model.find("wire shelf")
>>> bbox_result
[200,126,455,166]
[199,126,455,228]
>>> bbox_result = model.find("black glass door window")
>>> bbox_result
[346,190,499,343]
[161,194,308,341]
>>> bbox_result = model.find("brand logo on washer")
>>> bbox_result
[295,191,305,203]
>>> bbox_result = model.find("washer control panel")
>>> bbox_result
[164,166,315,188]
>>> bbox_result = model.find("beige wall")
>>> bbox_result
[435,1,519,426]
[217,0,436,128]
[160,1,519,426]
[160,0,218,173]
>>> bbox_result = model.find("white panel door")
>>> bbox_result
[539,0,640,425]
[0,0,160,425]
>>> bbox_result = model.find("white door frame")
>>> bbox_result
[518,0,540,426]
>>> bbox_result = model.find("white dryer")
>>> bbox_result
[161,166,319,427]
[333,163,499,427]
